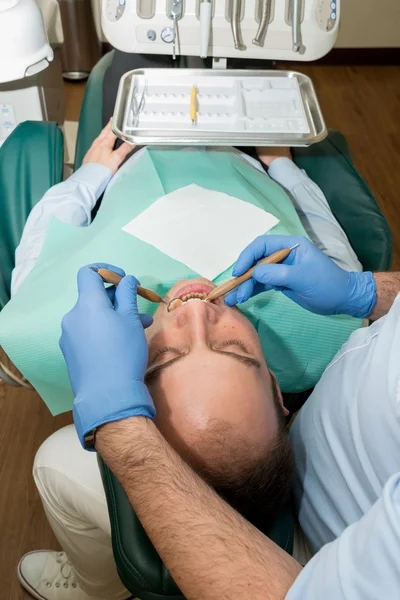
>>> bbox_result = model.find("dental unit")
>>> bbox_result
[103,0,339,148]
[103,1,339,62]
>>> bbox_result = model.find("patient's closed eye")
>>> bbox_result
[216,339,252,354]
[150,346,186,365]
[146,339,261,382]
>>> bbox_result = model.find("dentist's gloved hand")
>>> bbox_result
[225,236,376,318]
[60,263,155,450]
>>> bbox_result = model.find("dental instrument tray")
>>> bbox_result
[113,69,327,147]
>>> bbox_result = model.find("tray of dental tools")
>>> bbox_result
[112,69,327,147]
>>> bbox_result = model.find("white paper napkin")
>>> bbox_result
[122,184,279,281]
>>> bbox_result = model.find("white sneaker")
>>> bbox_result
[17,550,116,599]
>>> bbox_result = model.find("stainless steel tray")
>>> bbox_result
[112,69,327,147]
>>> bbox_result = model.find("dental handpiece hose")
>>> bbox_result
[200,0,212,59]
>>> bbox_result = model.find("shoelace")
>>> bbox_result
[44,552,79,590]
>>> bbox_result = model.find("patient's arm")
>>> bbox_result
[96,417,302,600]
[11,122,132,296]
[257,148,362,273]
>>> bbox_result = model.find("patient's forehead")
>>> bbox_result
[149,354,277,457]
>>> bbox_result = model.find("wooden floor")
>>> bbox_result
[1,64,400,599]
[294,64,400,269]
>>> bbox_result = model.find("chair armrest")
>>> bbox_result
[292,130,393,272]
[74,51,115,170]
[0,121,64,309]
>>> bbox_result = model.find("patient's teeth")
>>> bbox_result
[168,291,208,311]
[167,298,183,312]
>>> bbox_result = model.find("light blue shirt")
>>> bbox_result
[288,294,400,598]
[11,150,361,295]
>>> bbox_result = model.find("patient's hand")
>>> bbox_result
[255,147,292,168]
[83,120,135,174]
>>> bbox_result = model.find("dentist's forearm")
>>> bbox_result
[368,272,400,320]
[96,417,301,600]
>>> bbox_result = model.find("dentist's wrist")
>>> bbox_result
[344,271,377,318]
[73,380,156,450]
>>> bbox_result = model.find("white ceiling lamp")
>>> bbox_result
[0,0,53,84]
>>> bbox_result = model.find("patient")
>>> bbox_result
[3,121,363,599]
[147,276,292,532]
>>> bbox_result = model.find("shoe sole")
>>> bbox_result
[17,550,56,600]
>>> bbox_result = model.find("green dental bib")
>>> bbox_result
[0,149,361,414]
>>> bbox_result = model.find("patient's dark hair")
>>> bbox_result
[187,380,294,535]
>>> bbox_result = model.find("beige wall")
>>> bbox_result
[336,0,400,47]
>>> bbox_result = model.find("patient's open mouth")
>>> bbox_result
[167,283,215,312]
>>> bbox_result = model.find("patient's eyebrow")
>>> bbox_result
[145,350,261,383]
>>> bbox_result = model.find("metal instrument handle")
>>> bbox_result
[230,0,246,51]
[169,0,183,60]
[253,0,271,47]
[172,15,177,60]
[168,0,183,19]
[292,0,301,52]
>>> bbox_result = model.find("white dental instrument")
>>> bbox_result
[200,0,212,59]
[253,0,271,47]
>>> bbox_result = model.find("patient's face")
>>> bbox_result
[145,278,288,461]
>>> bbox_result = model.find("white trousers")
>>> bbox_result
[34,425,129,600]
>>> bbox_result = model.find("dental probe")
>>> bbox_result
[205,244,300,303]
[90,267,167,305]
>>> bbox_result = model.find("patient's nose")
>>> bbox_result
[174,299,219,330]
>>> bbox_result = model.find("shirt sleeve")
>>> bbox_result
[268,158,362,272]
[11,163,113,296]
[286,474,400,600]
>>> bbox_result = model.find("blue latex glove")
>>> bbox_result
[59,263,155,450]
[225,236,376,318]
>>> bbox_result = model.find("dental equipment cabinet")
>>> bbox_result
[102,0,339,62]
[103,0,340,147]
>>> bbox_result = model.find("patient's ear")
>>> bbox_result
[270,371,290,417]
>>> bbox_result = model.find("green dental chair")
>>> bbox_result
[0,51,393,600]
